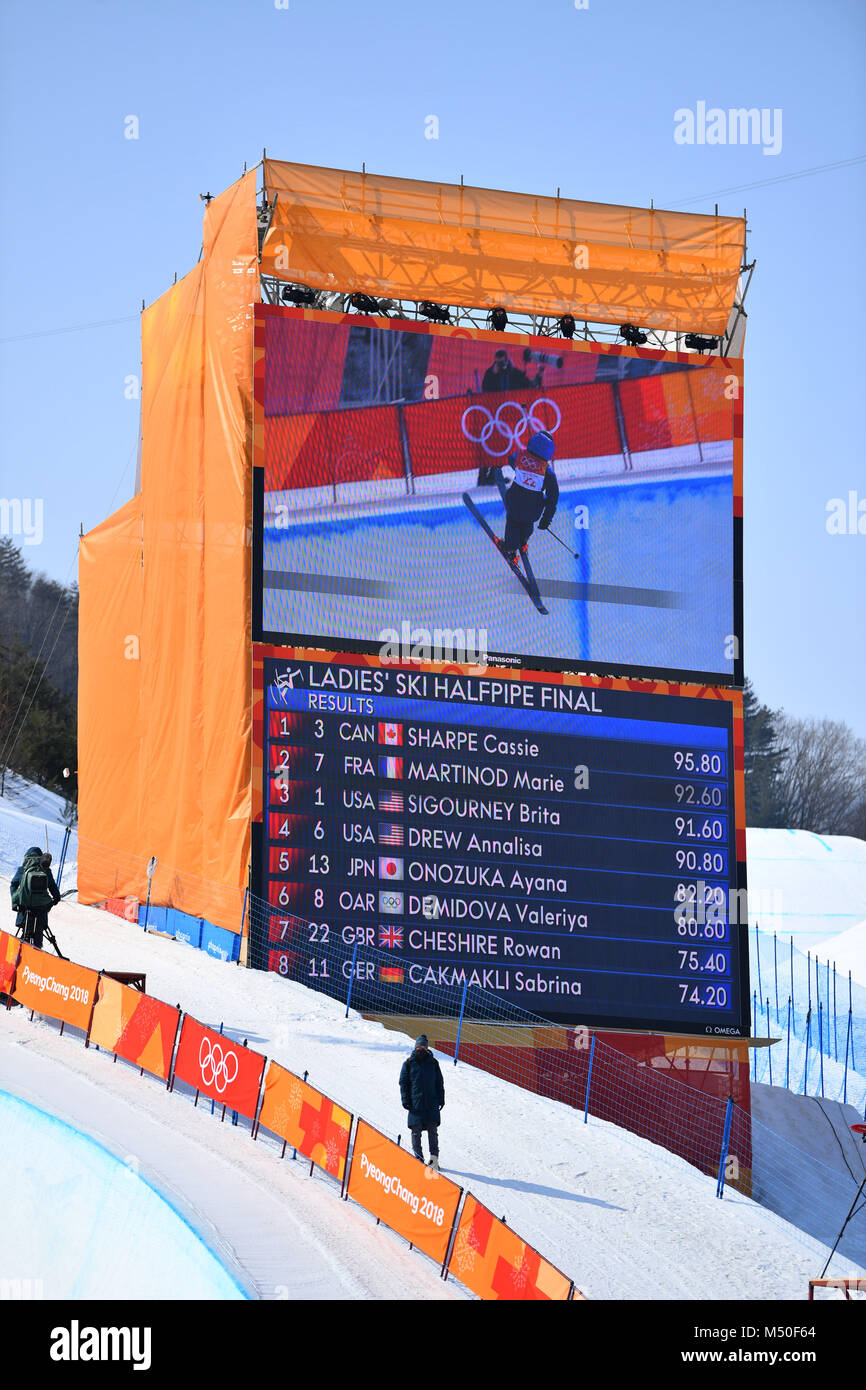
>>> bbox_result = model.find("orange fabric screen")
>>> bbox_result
[172,1016,265,1119]
[346,1119,461,1264]
[0,931,20,994]
[262,160,744,334]
[78,496,143,901]
[448,1193,574,1300]
[257,1062,352,1181]
[88,976,181,1081]
[79,171,259,929]
[12,944,98,1033]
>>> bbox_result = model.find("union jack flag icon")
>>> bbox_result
[378,925,404,949]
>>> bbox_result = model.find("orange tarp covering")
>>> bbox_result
[0,930,20,994]
[78,171,259,930]
[262,160,744,334]
[78,496,143,899]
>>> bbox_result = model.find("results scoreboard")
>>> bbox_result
[253,654,749,1036]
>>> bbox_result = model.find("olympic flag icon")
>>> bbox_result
[172,1015,266,1119]
[460,399,562,457]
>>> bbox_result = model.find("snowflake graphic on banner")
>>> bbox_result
[272,1101,291,1133]
[288,1079,304,1114]
[453,1230,477,1279]
[325,1136,341,1173]
[512,1252,531,1293]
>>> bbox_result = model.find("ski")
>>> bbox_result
[462,492,549,615]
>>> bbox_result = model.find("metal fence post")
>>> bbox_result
[716,1097,734,1198]
[56,826,71,888]
[453,981,468,1066]
[142,856,157,932]
[344,941,358,1018]
[583,1034,596,1124]
[802,1010,812,1095]
[766,999,772,1087]
[786,997,791,1090]
[818,1003,824,1098]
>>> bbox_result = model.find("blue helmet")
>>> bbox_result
[528,430,555,462]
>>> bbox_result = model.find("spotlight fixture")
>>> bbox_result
[198,192,214,204]
[558,314,576,339]
[684,333,719,354]
[350,292,385,315]
[419,300,451,324]
[280,284,319,307]
[620,323,648,347]
[489,307,508,332]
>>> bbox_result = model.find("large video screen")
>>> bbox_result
[254,306,742,683]
[252,651,750,1036]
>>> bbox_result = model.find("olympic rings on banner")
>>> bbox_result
[460,398,562,457]
[199,1037,240,1094]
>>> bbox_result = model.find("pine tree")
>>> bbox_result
[742,678,785,827]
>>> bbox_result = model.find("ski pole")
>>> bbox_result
[543,525,579,558]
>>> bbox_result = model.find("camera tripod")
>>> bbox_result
[16,911,66,960]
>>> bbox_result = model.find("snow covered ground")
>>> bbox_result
[746,829,866,951]
[0,771,77,878]
[821,919,866,992]
[2,884,863,1301]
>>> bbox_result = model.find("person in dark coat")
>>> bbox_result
[399,1034,445,1169]
[476,350,545,485]
[10,847,61,950]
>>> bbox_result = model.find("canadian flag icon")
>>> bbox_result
[378,722,403,746]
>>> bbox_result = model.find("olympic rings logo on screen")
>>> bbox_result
[461,399,562,457]
[199,1037,240,1093]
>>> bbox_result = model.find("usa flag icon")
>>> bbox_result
[378,822,404,847]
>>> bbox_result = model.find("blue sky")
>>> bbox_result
[1,0,864,732]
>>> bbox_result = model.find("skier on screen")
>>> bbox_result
[495,429,559,565]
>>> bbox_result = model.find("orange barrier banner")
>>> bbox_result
[257,1062,352,1181]
[172,1015,265,1119]
[448,1193,574,1300]
[346,1119,461,1265]
[89,975,181,1081]
[0,931,20,994]
[11,943,99,1033]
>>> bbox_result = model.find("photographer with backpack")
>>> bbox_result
[10,846,62,952]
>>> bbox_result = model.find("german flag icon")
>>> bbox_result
[379,965,405,985]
